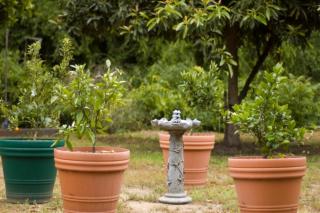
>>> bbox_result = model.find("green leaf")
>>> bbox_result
[147,18,158,31]
[266,8,271,20]
[76,112,83,123]
[182,25,189,38]
[254,15,267,25]
[173,22,184,31]
[50,96,58,104]
[66,138,73,151]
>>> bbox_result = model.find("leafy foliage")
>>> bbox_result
[57,61,125,151]
[53,38,74,79]
[1,0,320,139]
[111,77,188,132]
[110,40,194,131]
[0,0,33,28]
[0,39,73,131]
[0,0,66,62]
[279,33,320,81]
[124,0,320,56]
[277,74,320,128]
[230,64,305,157]
[180,63,224,130]
[0,50,25,103]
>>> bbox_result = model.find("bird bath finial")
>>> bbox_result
[171,110,181,123]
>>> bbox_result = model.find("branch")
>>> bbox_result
[239,36,276,102]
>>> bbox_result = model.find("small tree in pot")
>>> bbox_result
[54,61,129,213]
[55,61,124,151]
[0,38,73,137]
[228,63,307,213]
[0,40,72,203]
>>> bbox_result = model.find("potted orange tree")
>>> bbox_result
[54,61,129,213]
[0,40,71,203]
[229,63,306,213]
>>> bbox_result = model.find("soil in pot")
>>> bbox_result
[159,133,215,186]
[229,156,306,213]
[54,146,130,213]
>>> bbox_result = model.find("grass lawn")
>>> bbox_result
[0,131,319,212]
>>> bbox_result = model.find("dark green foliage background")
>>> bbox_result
[1,0,320,131]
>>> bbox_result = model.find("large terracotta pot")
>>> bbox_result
[228,156,306,213]
[159,133,215,186]
[54,146,130,213]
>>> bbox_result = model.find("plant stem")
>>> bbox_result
[4,29,9,102]
[33,131,38,140]
[92,110,100,153]
[92,133,96,153]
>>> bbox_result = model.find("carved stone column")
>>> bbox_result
[152,110,200,204]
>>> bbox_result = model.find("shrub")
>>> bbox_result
[230,63,305,157]
[277,74,320,128]
[0,39,72,131]
[0,50,25,104]
[111,40,195,131]
[180,63,224,131]
[111,77,188,131]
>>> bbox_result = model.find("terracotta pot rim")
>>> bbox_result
[228,155,306,178]
[56,146,129,152]
[159,133,215,142]
[159,132,215,136]
[228,156,306,167]
[229,155,306,160]
[54,146,130,161]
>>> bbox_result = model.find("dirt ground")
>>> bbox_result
[0,160,223,213]
[121,187,223,213]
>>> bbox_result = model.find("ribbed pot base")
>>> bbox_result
[54,147,129,213]
[0,139,64,204]
[159,133,214,186]
[229,157,306,213]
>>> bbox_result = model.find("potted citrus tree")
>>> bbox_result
[229,63,306,213]
[54,61,129,213]
[0,40,72,203]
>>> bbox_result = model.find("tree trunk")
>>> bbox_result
[223,25,240,147]
[239,35,276,102]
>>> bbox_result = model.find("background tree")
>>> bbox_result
[1,0,320,143]
[120,0,320,146]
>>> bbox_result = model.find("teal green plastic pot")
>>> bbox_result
[0,138,64,203]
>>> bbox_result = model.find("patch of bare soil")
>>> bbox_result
[120,186,155,201]
[125,201,223,213]
[120,186,223,213]
[0,160,2,178]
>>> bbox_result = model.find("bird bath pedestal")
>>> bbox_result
[152,110,200,204]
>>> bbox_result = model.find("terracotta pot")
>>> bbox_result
[228,156,306,213]
[159,133,215,186]
[54,146,130,213]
